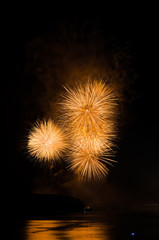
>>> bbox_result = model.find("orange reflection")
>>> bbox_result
[25,219,110,240]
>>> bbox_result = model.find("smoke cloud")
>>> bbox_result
[24,19,138,121]
[20,19,140,206]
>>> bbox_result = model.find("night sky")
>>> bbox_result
[7,5,158,211]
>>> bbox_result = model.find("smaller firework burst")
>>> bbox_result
[69,143,116,181]
[27,119,68,161]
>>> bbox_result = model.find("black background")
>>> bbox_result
[7,4,158,214]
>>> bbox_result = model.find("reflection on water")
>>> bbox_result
[25,219,109,240]
[13,211,159,240]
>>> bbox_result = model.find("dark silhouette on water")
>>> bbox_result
[21,194,84,218]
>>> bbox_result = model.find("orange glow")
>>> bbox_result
[25,219,109,240]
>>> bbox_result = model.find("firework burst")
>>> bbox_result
[69,143,116,181]
[27,119,68,161]
[60,79,118,180]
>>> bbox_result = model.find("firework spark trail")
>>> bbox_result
[61,79,118,180]
[27,119,68,161]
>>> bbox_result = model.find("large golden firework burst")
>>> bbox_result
[60,79,118,180]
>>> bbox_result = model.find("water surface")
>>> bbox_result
[12,211,159,240]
